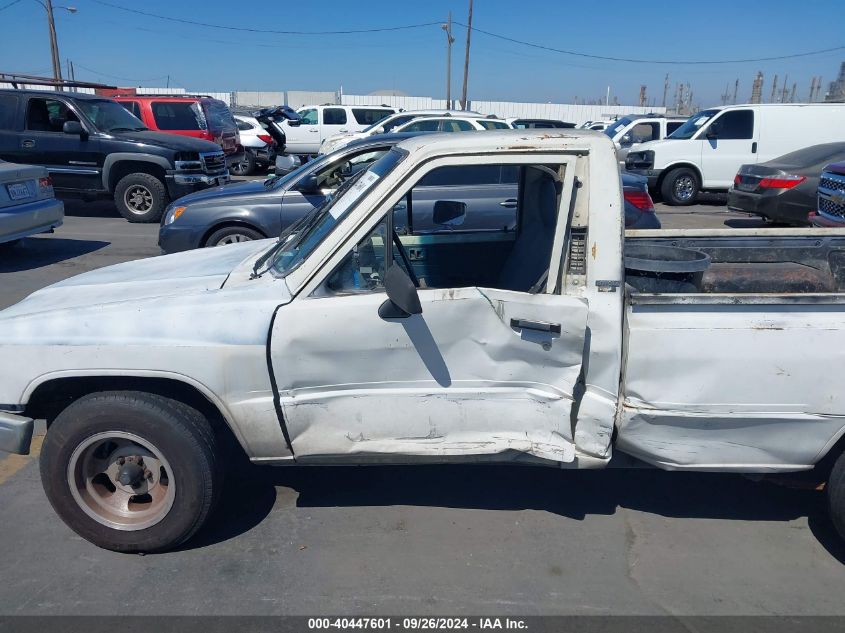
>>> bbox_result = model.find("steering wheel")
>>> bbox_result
[391,230,420,288]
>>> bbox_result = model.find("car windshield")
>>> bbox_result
[269,148,407,277]
[76,99,147,133]
[668,110,719,140]
[604,117,632,138]
[363,114,419,133]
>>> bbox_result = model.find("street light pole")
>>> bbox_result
[442,12,454,109]
[460,0,473,111]
[34,0,77,90]
[44,0,63,87]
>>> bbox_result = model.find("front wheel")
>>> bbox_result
[114,173,169,223]
[40,391,219,553]
[660,167,700,206]
[205,225,264,247]
[828,450,845,542]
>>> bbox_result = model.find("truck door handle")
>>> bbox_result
[510,318,561,334]
[21,139,35,149]
[499,199,517,208]
[339,129,348,133]
[751,142,757,153]
[309,128,319,132]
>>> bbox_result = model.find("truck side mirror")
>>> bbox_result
[287,119,301,127]
[378,264,422,319]
[63,120,85,137]
[433,200,467,227]
[705,126,718,139]
[620,133,633,146]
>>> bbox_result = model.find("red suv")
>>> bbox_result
[113,95,243,166]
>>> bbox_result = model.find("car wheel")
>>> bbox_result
[205,226,264,247]
[40,391,219,553]
[230,152,256,177]
[114,173,169,223]
[828,450,845,543]
[660,168,700,206]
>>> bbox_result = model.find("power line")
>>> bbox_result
[455,22,845,65]
[0,0,23,12]
[90,0,441,35]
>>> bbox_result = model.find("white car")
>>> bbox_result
[232,115,276,176]
[393,116,512,133]
[319,109,479,155]
[281,104,396,157]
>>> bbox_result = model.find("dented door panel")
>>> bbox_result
[271,287,588,462]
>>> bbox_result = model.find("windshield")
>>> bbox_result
[604,117,632,138]
[668,110,719,140]
[363,114,418,133]
[77,99,147,133]
[270,148,407,276]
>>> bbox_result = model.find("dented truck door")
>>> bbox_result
[270,155,589,463]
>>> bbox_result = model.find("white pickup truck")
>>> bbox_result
[1,130,844,553]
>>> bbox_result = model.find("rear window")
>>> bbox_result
[202,100,236,130]
[0,95,18,130]
[151,101,206,131]
[352,108,393,125]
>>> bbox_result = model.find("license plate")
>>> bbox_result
[6,182,33,201]
[736,179,757,192]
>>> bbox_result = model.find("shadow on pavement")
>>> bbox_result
[61,198,119,219]
[187,461,843,562]
[0,237,109,272]
[724,217,779,228]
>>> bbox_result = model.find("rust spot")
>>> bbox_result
[591,242,597,260]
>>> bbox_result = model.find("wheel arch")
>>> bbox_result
[655,162,703,192]
[201,220,267,247]
[103,154,170,192]
[23,372,249,459]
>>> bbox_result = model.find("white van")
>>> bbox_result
[625,104,845,205]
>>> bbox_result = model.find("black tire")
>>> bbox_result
[828,450,845,542]
[660,167,700,206]
[40,391,219,553]
[230,151,256,177]
[205,225,264,248]
[114,172,169,223]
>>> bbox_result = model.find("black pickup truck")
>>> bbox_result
[0,89,230,222]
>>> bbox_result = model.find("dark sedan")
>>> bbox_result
[728,143,845,225]
[159,134,660,254]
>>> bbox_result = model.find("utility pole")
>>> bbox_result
[662,73,669,108]
[733,79,739,104]
[442,12,455,108]
[45,0,63,89]
[808,76,817,102]
[770,74,778,103]
[639,85,647,107]
[789,82,797,103]
[459,0,473,111]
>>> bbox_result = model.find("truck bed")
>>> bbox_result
[625,228,845,295]
[617,228,845,473]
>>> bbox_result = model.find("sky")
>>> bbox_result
[1,0,843,108]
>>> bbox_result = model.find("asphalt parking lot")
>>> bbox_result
[2,193,844,616]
